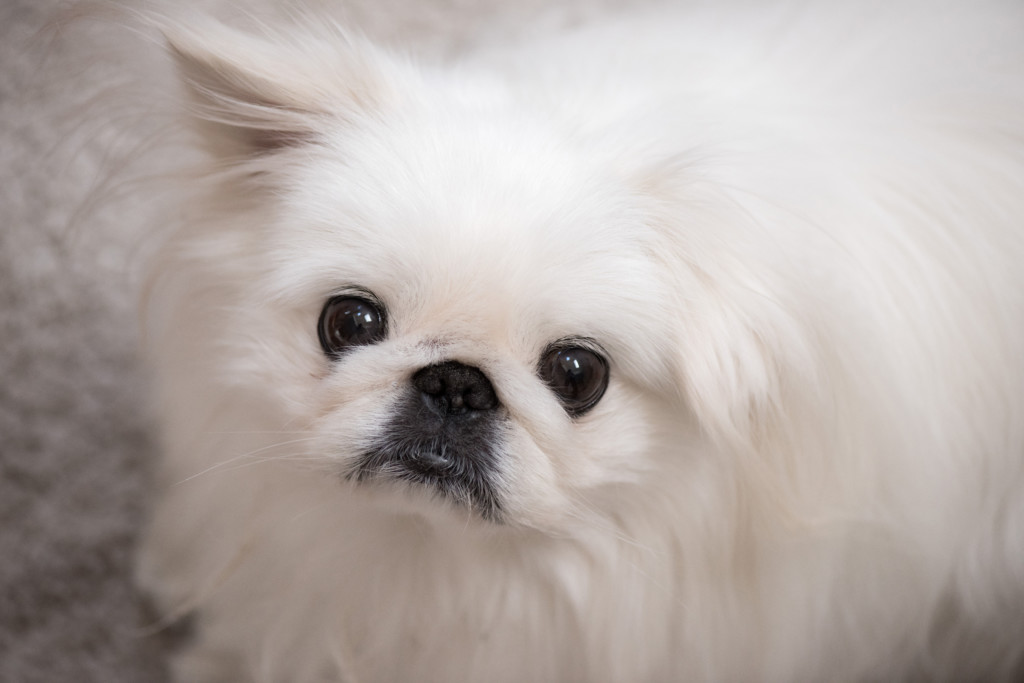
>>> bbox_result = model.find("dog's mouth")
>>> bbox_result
[352,443,503,521]
[349,392,505,521]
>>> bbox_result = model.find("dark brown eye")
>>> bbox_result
[539,345,610,417]
[318,295,387,357]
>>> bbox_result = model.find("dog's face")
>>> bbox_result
[260,106,688,529]
[164,20,779,532]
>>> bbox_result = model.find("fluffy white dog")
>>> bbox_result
[132,2,1024,681]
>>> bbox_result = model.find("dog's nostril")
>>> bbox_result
[412,361,498,415]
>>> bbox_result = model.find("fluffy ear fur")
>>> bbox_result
[164,20,387,158]
[637,166,808,450]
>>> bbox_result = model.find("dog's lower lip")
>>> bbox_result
[410,449,454,472]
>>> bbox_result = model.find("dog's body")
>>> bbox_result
[135,2,1024,681]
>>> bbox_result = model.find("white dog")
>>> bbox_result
[132,2,1024,681]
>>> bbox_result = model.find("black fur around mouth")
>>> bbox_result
[350,390,505,521]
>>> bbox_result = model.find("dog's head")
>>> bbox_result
[160,18,812,533]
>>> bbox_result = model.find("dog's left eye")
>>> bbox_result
[318,295,387,357]
[539,344,610,417]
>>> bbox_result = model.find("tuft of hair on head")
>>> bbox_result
[157,14,392,161]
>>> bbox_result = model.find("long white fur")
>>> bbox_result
[134,2,1024,681]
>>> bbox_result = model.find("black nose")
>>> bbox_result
[412,361,498,416]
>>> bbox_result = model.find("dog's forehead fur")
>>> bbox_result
[265,86,676,378]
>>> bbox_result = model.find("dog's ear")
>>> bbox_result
[164,20,386,158]
[639,161,819,450]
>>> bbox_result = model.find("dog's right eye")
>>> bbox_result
[318,295,387,357]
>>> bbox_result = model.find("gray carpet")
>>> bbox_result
[1,1,167,679]
[0,1,634,680]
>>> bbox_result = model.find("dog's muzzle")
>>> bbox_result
[354,360,505,518]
